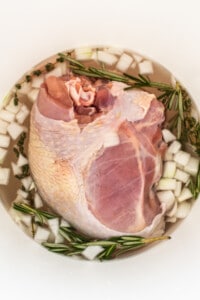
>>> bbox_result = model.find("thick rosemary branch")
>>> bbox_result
[13,202,170,260]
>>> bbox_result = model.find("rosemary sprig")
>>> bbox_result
[12,133,31,180]
[13,202,57,224]
[11,51,199,201]
[189,167,200,199]
[59,53,199,155]
[43,233,169,261]
[13,132,27,158]
[13,202,170,260]
[12,51,200,156]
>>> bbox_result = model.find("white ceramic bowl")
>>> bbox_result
[0,1,200,300]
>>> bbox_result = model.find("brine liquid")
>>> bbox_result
[0,46,198,237]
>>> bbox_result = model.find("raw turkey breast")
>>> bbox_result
[29,76,166,238]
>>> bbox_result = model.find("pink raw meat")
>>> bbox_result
[86,100,164,233]
[29,76,166,238]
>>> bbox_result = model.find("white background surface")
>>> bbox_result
[0,1,200,299]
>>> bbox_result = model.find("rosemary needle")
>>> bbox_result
[11,51,200,259]
[13,202,170,260]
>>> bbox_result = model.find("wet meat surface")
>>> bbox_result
[94,87,115,111]
[29,75,166,238]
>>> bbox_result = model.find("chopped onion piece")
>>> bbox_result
[157,191,175,210]
[55,234,65,244]
[164,149,173,161]
[82,245,103,260]
[170,75,177,89]
[104,131,120,148]
[178,188,193,202]
[17,188,28,199]
[175,202,191,219]
[60,219,70,227]
[166,216,177,223]
[27,89,39,103]
[191,107,199,122]
[17,154,28,167]
[167,140,181,154]
[31,75,44,89]
[0,167,10,185]
[75,47,93,61]
[91,50,98,61]
[133,54,143,63]
[157,178,177,191]
[34,193,43,208]
[174,150,190,167]
[16,105,30,124]
[9,207,24,226]
[21,214,32,227]
[130,61,137,69]
[45,66,63,78]
[107,47,124,55]
[7,122,24,140]
[11,162,22,176]
[5,98,22,114]
[0,134,10,148]
[162,129,176,143]
[138,60,153,75]
[0,147,8,163]
[14,195,29,203]
[21,176,33,191]
[57,62,67,76]
[176,163,184,170]
[57,61,67,75]
[116,53,133,72]
[1,93,10,109]
[184,157,199,176]
[48,218,59,236]
[174,169,190,183]
[18,82,31,95]
[166,201,178,217]
[174,181,182,197]
[29,181,36,191]
[97,51,118,66]
[163,161,176,178]
[0,109,15,123]
[185,179,190,187]
[0,119,9,134]
[34,227,50,243]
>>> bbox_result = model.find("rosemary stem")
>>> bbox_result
[148,82,174,91]
[143,235,171,244]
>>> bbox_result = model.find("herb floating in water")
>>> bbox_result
[189,168,200,199]
[13,202,58,224]
[13,202,170,260]
[45,63,55,72]
[25,75,32,82]
[13,132,27,158]
[13,93,19,106]
[6,48,199,260]
[13,133,30,179]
